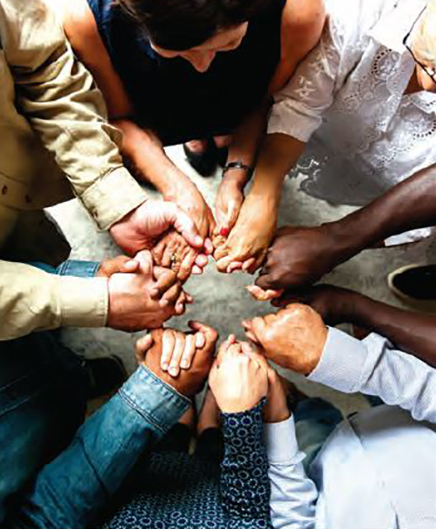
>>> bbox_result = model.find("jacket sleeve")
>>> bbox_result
[0,260,108,340]
[0,0,147,230]
[5,366,190,529]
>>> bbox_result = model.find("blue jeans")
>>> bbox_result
[0,332,88,523]
[0,260,97,523]
[1,260,190,528]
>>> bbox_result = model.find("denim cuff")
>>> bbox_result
[56,260,100,278]
[119,366,190,436]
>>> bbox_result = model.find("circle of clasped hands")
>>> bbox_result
[106,214,327,405]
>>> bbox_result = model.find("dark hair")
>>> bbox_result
[117,0,272,51]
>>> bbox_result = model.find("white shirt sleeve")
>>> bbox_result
[264,417,318,528]
[267,20,343,143]
[309,328,436,423]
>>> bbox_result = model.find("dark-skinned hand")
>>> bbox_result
[137,322,218,397]
[272,284,357,326]
[256,225,345,291]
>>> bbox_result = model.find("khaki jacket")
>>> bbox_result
[0,0,148,339]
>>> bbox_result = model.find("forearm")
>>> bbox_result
[7,366,190,529]
[342,292,436,367]
[224,100,270,188]
[250,133,306,203]
[327,165,436,258]
[113,119,195,200]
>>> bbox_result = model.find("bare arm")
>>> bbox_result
[269,0,326,93]
[219,0,325,182]
[349,294,436,368]
[327,164,436,256]
[214,133,305,271]
[213,0,324,239]
[62,0,189,194]
[63,0,214,271]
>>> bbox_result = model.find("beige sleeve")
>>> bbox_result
[0,261,108,340]
[0,0,147,230]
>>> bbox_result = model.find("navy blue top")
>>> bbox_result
[87,0,285,145]
[100,403,273,529]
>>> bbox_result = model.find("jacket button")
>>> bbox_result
[1,185,7,195]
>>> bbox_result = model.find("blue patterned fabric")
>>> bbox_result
[101,402,273,529]
[87,0,285,145]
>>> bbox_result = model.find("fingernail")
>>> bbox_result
[181,360,189,369]
[169,366,179,376]
[162,362,169,371]
[220,227,229,237]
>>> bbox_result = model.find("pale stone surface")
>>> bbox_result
[49,145,435,416]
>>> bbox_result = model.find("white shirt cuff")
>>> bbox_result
[308,327,368,393]
[263,416,300,464]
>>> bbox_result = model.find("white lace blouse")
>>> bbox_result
[269,0,436,215]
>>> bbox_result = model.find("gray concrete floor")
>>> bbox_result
[49,145,435,416]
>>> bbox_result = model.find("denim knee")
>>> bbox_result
[0,332,87,522]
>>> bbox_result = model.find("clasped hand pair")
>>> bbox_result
[136,302,328,420]
[137,321,289,422]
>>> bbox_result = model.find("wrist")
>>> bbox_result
[321,218,367,264]
[264,408,290,424]
[222,162,254,182]
[109,197,148,242]
[162,172,198,202]
[346,292,376,328]
[326,288,364,325]
[221,170,249,189]
[300,325,328,376]
[250,178,282,206]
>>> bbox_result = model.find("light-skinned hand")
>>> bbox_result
[109,199,205,256]
[96,255,140,277]
[107,250,191,331]
[214,192,278,274]
[213,174,245,239]
[209,337,269,413]
[152,230,208,281]
[243,303,328,375]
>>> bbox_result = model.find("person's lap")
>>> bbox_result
[0,331,87,522]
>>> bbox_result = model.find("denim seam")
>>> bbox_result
[140,366,190,404]
[118,390,168,436]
